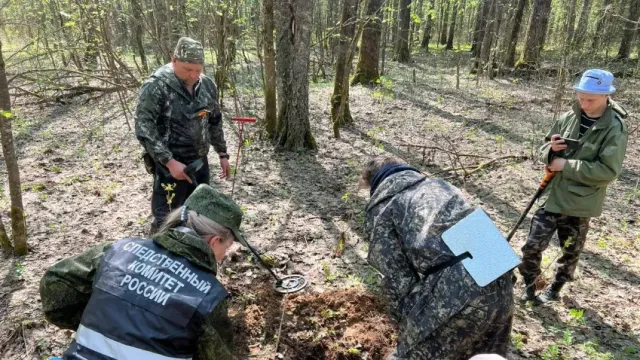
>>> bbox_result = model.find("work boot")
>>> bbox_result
[520,280,536,302]
[536,281,565,304]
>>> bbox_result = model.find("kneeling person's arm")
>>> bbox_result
[194,299,234,360]
[39,243,110,330]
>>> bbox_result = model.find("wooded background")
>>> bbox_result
[0,0,638,253]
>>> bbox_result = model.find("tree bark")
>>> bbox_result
[571,0,592,51]
[0,39,27,256]
[263,0,277,138]
[332,0,360,136]
[81,0,100,67]
[393,0,412,62]
[391,0,399,50]
[0,215,11,256]
[275,0,317,151]
[592,0,613,50]
[504,0,527,67]
[479,0,496,68]
[564,0,578,50]
[421,0,436,49]
[440,0,451,44]
[446,0,459,49]
[471,0,490,55]
[131,0,149,74]
[616,0,640,59]
[353,0,384,84]
[519,0,552,68]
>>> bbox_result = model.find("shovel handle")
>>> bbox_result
[540,167,556,190]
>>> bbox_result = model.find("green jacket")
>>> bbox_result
[39,229,233,360]
[134,64,227,165]
[538,100,629,218]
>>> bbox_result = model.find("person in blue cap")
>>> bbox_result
[519,69,629,304]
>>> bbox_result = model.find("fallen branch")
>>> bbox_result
[400,142,491,159]
[435,155,529,176]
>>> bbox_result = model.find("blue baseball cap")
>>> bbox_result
[573,69,616,94]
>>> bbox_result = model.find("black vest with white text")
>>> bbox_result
[63,238,227,360]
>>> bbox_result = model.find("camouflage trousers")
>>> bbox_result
[518,208,591,285]
[388,275,514,360]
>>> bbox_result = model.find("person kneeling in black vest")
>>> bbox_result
[40,184,246,360]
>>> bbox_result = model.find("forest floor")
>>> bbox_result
[1,50,639,360]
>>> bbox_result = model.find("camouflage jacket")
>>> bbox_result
[134,64,227,165]
[365,171,503,356]
[39,229,233,360]
[538,99,629,217]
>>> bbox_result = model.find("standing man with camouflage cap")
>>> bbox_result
[135,37,231,233]
[519,69,629,304]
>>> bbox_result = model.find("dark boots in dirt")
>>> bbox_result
[520,279,537,302]
[537,281,565,304]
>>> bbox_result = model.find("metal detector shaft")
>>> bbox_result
[506,168,556,242]
[244,241,281,282]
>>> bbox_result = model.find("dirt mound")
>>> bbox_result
[281,290,396,360]
[229,285,396,360]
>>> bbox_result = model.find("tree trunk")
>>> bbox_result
[421,0,436,49]
[263,0,277,138]
[446,0,459,49]
[328,0,339,63]
[479,0,496,68]
[504,0,527,67]
[592,0,613,50]
[572,0,592,50]
[315,1,327,79]
[410,0,424,47]
[487,0,504,78]
[155,0,173,62]
[332,0,360,136]
[519,0,552,68]
[0,40,27,256]
[391,0,399,50]
[131,0,149,74]
[82,0,100,67]
[380,8,388,75]
[564,0,578,49]
[353,0,384,84]
[0,215,11,256]
[440,0,450,44]
[275,0,317,151]
[471,0,490,55]
[616,0,640,59]
[393,0,412,62]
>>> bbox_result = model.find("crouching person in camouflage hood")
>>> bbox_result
[40,184,246,360]
[361,156,515,360]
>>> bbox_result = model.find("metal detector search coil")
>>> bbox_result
[274,274,308,294]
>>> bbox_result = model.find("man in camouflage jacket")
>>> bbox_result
[362,156,514,360]
[519,69,629,304]
[135,37,230,232]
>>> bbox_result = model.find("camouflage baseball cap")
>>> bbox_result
[173,37,204,64]
[184,184,247,247]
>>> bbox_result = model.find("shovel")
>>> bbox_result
[505,167,556,242]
